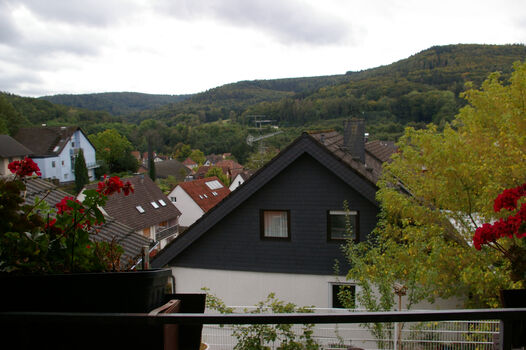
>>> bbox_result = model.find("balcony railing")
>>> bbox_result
[1,308,524,349]
[156,224,179,241]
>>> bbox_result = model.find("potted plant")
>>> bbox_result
[0,158,172,313]
[472,183,526,347]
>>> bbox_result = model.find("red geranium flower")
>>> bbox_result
[8,157,41,178]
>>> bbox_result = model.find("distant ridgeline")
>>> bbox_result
[1,44,525,162]
[40,92,192,116]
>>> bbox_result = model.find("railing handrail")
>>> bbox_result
[1,308,525,326]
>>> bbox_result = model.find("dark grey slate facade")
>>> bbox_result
[152,131,386,276]
[173,153,378,275]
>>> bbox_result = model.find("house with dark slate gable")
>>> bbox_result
[152,119,397,308]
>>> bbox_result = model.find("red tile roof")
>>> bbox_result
[178,176,230,212]
[182,157,197,166]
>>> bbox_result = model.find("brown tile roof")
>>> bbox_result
[178,176,230,212]
[155,159,191,181]
[309,131,396,184]
[182,157,197,166]
[0,135,33,158]
[14,126,81,157]
[23,178,150,264]
[98,175,181,231]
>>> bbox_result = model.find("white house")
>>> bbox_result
[228,172,250,191]
[14,126,98,183]
[168,176,230,227]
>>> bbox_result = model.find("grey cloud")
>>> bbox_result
[156,0,351,45]
[7,0,137,27]
[0,2,21,44]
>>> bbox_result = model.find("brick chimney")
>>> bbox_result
[343,118,365,163]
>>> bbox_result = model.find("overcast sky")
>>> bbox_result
[1,0,525,97]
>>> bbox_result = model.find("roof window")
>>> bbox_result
[151,201,159,209]
[158,199,167,206]
[136,205,145,213]
[205,180,223,190]
[212,191,218,196]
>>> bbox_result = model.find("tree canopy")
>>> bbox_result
[344,61,526,309]
[88,129,137,174]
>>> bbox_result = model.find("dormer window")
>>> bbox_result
[136,205,145,213]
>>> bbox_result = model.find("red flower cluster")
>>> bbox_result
[56,196,84,215]
[96,175,134,196]
[473,184,526,250]
[8,157,41,178]
[493,184,526,212]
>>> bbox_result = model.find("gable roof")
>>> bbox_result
[14,126,92,157]
[97,175,181,231]
[152,131,395,268]
[155,159,191,180]
[0,135,33,158]
[178,176,230,212]
[182,157,197,166]
[23,178,150,264]
[309,131,396,184]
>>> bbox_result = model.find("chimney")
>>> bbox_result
[343,118,365,163]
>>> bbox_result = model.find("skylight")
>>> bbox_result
[212,191,218,196]
[136,205,145,213]
[158,199,167,206]
[205,180,223,190]
[53,146,60,152]
[151,201,159,209]
[203,194,208,198]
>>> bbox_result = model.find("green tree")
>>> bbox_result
[345,61,526,309]
[89,129,136,173]
[148,156,156,181]
[74,149,90,194]
[0,95,30,135]
[205,166,230,186]
[189,149,205,166]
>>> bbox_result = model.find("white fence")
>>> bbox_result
[202,307,499,350]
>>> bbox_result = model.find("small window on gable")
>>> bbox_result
[136,205,145,213]
[331,283,356,309]
[158,199,167,206]
[61,160,64,166]
[52,161,56,168]
[260,210,290,239]
[327,210,358,242]
[170,197,176,202]
[151,201,159,209]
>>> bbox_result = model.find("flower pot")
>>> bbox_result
[0,268,172,313]
[0,269,175,349]
[500,289,526,348]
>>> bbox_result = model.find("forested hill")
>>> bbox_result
[1,44,525,164]
[138,44,526,126]
[40,92,191,116]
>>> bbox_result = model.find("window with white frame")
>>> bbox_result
[260,210,290,239]
[327,210,358,241]
[331,283,356,309]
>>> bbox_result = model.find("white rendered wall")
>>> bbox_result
[171,267,463,310]
[168,186,204,227]
[172,267,351,308]
[228,174,245,191]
